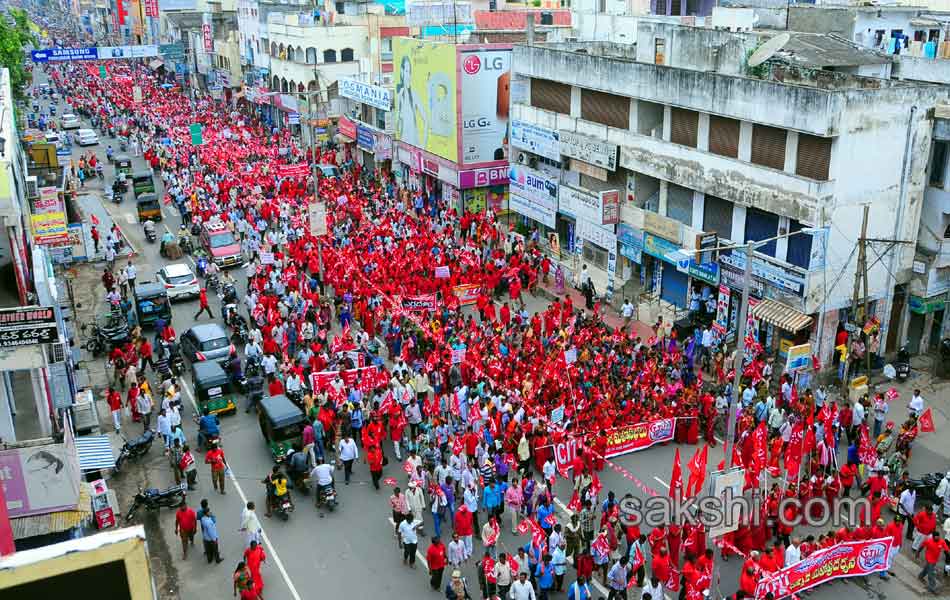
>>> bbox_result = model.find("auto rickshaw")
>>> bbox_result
[258,394,305,464]
[132,170,155,199]
[113,154,133,175]
[133,282,172,328]
[191,360,237,416]
[136,192,162,222]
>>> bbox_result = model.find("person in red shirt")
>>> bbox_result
[106,386,123,433]
[651,546,671,584]
[839,462,857,496]
[195,287,214,319]
[426,537,448,591]
[738,565,759,596]
[576,549,594,580]
[884,518,903,573]
[204,441,228,494]
[174,502,198,559]
[920,533,950,592]
[366,443,384,490]
[267,375,284,397]
[913,506,938,557]
[138,338,154,372]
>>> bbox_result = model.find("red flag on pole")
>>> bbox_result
[670,448,683,502]
[858,424,877,465]
[686,444,708,498]
[919,407,936,433]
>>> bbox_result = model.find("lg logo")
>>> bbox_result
[463,54,481,75]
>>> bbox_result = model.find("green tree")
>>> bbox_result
[0,8,36,100]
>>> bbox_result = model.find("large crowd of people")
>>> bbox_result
[31,42,950,600]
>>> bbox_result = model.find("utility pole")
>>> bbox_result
[846,205,869,391]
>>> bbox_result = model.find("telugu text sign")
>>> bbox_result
[559,130,617,171]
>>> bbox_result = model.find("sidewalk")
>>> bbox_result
[74,191,136,261]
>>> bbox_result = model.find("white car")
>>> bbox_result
[44,132,62,149]
[61,113,80,129]
[74,129,99,146]
[157,263,200,301]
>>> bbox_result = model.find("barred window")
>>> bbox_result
[530,78,571,115]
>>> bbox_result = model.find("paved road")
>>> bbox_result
[43,79,941,600]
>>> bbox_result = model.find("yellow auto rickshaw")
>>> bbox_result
[136,193,162,222]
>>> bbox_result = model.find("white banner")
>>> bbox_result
[511,120,560,161]
[339,78,392,111]
[559,130,617,171]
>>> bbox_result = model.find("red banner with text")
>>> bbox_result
[755,538,893,599]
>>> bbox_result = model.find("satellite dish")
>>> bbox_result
[748,33,790,67]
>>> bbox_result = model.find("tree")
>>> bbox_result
[0,8,36,100]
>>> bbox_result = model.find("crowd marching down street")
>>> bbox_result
[36,44,950,600]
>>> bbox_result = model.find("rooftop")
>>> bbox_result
[769,32,891,68]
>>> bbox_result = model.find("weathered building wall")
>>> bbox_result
[893,54,950,84]
[787,6,856,39]
[634,20,756,75]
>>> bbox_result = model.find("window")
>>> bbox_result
[583,243,608,269]
[930,141,948,187]
[580,89,630,129]
[666,184,693,226]
[306,47,317,64]
[324,49,337,63]
[376,108,386,130]
[286,46,295,61]
[703,195,733,240]
[296,46,303,61]
[381,37,393,59]
[335,1,344,12]
[708,115,739,158]
[530,78,571,114]
[750,124,787,170]
[341,48,354,61]
[669,107,698,148]
[654,38,666,65]
[796,134,832,181]
[786,219,813,270]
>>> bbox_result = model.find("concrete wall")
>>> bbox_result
[513,44,847,135]
[893,54,950,84]
[634,20,756,75]
[787,6,856,39]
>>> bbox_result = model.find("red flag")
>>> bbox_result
[670,448,683,502]
[858,424,877,465]
[452,436,464,455]
[516,519,532,535]
[567,490,582,513]
[667,567,681,592]
[383,477,397,486]
[716,459,726,472]
[543,512,558,527]
[919,407,936,433]
[378,391,395,415]
[90,214,100,225]
[752,422,768,476]
[686,444,708,498]
[590,472,602,498]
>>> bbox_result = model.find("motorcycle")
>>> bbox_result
[144,225,157,244]
[316,484,338,512]
[206,273,220,293]
[179,234,193,254]
[114,429,156,473]
[907,472,943,504]
[895,346,911,382]
[195,254,210,277]
[224,303,248,344]
[220,282,238,305]
[125,483,187,521]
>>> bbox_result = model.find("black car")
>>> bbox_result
[180,323,233,364]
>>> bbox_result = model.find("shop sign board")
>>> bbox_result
[339,77,392,111]
[511,120,560,161]
[719,249,805,296]
[558,130,617,171]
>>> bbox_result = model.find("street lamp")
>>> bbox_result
[710,225,820,600]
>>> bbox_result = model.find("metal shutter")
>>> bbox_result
[661,265,688,307]
[744,207,779,257]
[795,134,832,181]
[581,89,630,130]
[666,184,693,226]
[708,115,740,158]
[786,219,814,269]
[670,108,698,148]
[669,0,681,15]
[531,78,572,115]
[750,125,787,170]
[703,195,734,240]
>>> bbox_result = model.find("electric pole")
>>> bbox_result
[846,205,869,391]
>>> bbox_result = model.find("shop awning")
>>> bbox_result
[76,435,115,472]
[750,299,813,333]
[148,59,164,70]
[11,482,93,540]
[334,133,354,144]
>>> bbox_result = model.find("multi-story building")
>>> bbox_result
[508,29,947,365]
[159,0,240,96]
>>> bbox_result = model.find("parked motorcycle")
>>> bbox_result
[895,346,911,382]
[125,483,187,521]
[907,472,943,504]
[114,429,156,473]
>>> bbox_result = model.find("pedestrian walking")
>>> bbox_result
[174,502,197,560]
[243,540,266,598]
[194,287,214,319]
[205,440,228,494]
[233,561,261,600]
[199,507,224,564]
[240,501,263,548]
[338,434,358,484]
[180,444,198,489]
[398,517,419,567]
[917,532,949,593]
[426,536,447,591]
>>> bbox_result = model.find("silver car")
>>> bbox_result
[61,113,80,129]
[157,263,199,301]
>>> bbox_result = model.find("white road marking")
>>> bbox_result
[180,381,302,600]
[654,476,670,489]
[124,213,135,224]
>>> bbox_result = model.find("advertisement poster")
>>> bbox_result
[510,120,560,161]
[0,306,59,348]
[30,187,67,245]
[393,38,458,162]
[0,443,80,517]
[459,47,511,166]
[508,164,558,211]
[337,115,357,141]
[755,538,892,599]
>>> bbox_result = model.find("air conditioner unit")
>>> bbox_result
[25,175,38,199]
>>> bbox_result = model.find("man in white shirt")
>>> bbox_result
[784,537,801,566]
[909,389,925,418]
[509,572,536,600]
[337,435,359,484]
[641,575,664,600]
[621,300,634,327]
[398,518,419,567]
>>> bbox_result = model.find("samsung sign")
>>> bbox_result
[339,78,392,112]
